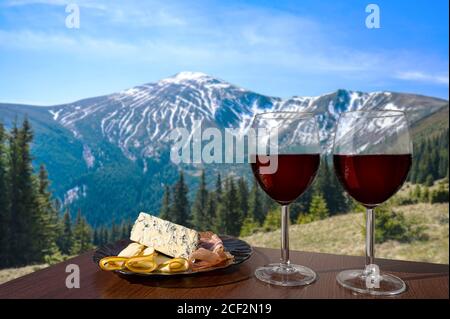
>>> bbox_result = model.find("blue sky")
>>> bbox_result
[0,0,448,105]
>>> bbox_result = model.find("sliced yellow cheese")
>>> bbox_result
[157,257,189,273]
[125,255,158,273]
[99,257,129,271]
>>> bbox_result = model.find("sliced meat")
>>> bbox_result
[189,232,234,270]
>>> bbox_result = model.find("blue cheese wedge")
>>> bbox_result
[130,212,200,259]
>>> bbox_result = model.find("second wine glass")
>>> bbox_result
[332,110,413,295]
[251,112,321,286]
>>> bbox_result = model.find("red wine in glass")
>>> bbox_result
[332,110,413,296]
[333,154,412,208]
[250,111,320,287]
[251,154,320,205]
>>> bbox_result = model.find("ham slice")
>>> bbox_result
[189,232,233,270]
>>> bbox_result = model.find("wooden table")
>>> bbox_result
[0,247,448,299]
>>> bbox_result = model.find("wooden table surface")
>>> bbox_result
[0,247,448,299]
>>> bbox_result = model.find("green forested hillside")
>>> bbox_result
[411,104,449,141]
[410,128,449,184]
[0,104,181,226]
[0,121,94,268]
[0,104,87,196]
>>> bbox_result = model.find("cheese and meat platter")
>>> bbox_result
[93,213,253,276]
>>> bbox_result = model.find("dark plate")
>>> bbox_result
[93,235,253,276]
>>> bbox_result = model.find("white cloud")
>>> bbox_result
[395,71,449,85]
[0,30,138,56]
[4,0,67,5]
[0,0,448,93]
[3,0,106,10]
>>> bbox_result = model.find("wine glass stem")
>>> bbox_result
[365,208,375,266]
[281,205,290,266]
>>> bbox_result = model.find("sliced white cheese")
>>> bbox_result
[118,242,145,258]
[142,246,156,256]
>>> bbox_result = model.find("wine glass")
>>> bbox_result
[332,110,412,295]
[250,112,321,286]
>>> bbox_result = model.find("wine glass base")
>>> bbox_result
[337,269,406,296]
[255,263,317,287]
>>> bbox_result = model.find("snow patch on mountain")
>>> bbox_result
[83,145,95,168]
[161,71,211,84]
[49,109,63,120]
[383,102,401,111]
[64,185,87,205]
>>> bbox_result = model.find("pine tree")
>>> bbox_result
[410,130,449,185]
[101,227,109,245]
[120,221,129,240]
[8,119,40,265]
[227,178,242,235]
[262,208,281,232]
[216,173,223,197]
[261,193,275,218]
[71,209,93,254]
[290,185,313,222]
[58,209,73,255]
[214,202,226,234]
[309,157,347,215]
[237,177,249,224]
[93,227,100,246]
[325,157,349,214]
[159,185,171,220]
[205,192,217,231]
[308,193,329,220]
[36,164,61,259]
[109,220,120,242]
[207,173,223,231]
[297,192,329,225]
[7,120,23,265]
[0,123,10,267]
[240,216,260,237]
[215,177,241,236]
[191,170,209,230]
[170,171,190,227]
[213,177,227,234]
[248,179,264,225]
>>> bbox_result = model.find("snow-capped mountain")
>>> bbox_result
[0,71,447,225]
[49,72,276,161]
[48,72,446,162]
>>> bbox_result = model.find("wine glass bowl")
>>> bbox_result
[332,110,412,295]
[251,154,320,205]
[250,112,321,286]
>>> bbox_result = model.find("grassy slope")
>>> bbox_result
[0,264,48,285]
[243,203,449,264]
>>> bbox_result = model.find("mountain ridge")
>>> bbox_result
[45,73,449,160]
